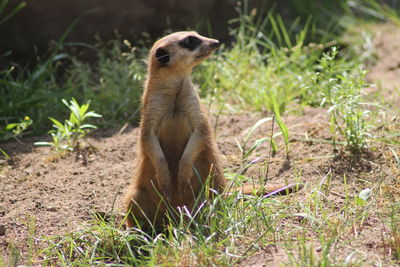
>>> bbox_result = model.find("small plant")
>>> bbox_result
[35,98,101,153]
[0,116,33,141]
[315,47,372,152]
[0,116,32,164]
[4,116,32,138]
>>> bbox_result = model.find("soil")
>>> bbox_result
[1,23,400,266]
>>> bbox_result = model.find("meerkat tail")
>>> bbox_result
[224,183,303,197]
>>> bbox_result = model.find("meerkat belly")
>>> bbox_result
[158,111,192,180]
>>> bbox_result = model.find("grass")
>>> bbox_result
[27,171,397,266]
[197,4,380,153]
[1,0,400,266]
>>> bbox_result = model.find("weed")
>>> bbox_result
[0,116,33,141]
[314,47,372,152]
[34,98,101,154]
[0,116,32,165]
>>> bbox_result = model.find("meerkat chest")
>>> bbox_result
[157,91,199,153]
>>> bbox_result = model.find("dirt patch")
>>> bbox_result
[0,127,137,258]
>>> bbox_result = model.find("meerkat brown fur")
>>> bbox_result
[124,31,298,228]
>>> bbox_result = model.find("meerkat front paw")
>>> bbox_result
[177,163,194,198]
[154,174,173,201]
[177,178,192,201]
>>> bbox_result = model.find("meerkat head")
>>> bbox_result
[149,31,220,74]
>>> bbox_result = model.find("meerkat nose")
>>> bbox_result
[210,40,221,48]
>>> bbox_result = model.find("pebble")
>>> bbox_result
[46,206,57,212]
[0,224,6,236]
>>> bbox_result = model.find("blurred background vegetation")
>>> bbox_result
[0,0,398,140]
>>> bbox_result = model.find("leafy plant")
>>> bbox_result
[315,47,372,152]
[35,98,101,153]
[0,116,32,164]
[0,116,33,141]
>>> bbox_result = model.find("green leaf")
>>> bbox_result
[51,53,70,62]
[83,111,102,119]
[5,123,17,130]
[34,142,53,146]
[79,103,90,118]
[49,117,64,130]
[80,124,97,129]
[69,112,79,125]
[61,98,69,107]
[69,98,82,121]
[354,196,367,206]
[271,100,289,154]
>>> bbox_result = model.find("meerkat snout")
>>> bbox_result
[210,40,221,49]
[210,40,221,48]
[194,38,220,60]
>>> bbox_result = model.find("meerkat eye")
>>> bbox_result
[179,36,202,51]
[186,36,197,45]
[155,48,170,66]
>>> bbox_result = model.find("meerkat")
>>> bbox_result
[123,31,300,229]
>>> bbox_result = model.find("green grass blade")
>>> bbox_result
[0,1,26,27]
[277,15,292,48]
[271,98,289,155]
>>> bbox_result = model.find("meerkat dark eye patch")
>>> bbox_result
[155,48,170,66]
[178,35,202,51]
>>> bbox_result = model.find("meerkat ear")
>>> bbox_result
[155,48,170,66]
